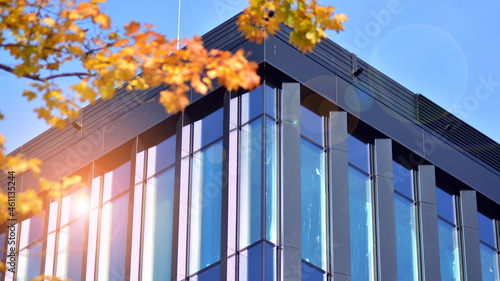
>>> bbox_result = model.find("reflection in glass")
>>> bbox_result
[241,85,263,124]
[98,194,130,281]
[438,218,461,281]
[143,167,175,280]
[189,141,223,274]
[265,117,277,244]
[349,166,375,281]
[193,108,223,151]
[301,106,323,146]
[57,217,85,280]
[18,240,43,281]
[239,243,263,281]
[394,193,418,281]
[103,162,131,202]
[265,84,276,118]
[147,135,176,178]
[347,135,369,173]
[436,187,455,223]
[480,243,499,281]
[240,119,262,248]
[302,261,326,281]
[478,213,496,248]
[301,138,326,270]
[393,161,413,199]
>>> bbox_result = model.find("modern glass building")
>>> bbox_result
[1,14,500,281]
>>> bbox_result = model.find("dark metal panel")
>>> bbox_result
[459,190,482,281]
[102,95,172,155]
[328,111,350,278]
[422,130,500,204]
[417,165,441,281]
[219,91,230,281]
[373,139,398,281]
[281,82,301,281]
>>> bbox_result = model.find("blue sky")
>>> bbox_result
[1,0,499,153]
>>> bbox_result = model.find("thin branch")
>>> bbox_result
[0,63,90,81]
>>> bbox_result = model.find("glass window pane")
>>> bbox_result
[193,108,223,151]
[347,135,369,173]
[301,138,326,270]
[18,240,43,281]
[28,212,45,245]
[265,242,277,281]
[239,243,263,281]
[349,166,375,281]
[103,161,131,202]
[436,187,455,223]
[45,232,56,277]
[189,141,223,274]
[191,263,221,281]
[241,85,263,124]
[394,193,419,281]
[438,218,462,281]
[182,124,191,157]
[302,261,326,281]
[57,217,85,280]
[230,97,238,130]
[98,194,130,281]
[265,84,276,118]
[142,167,175,280]
[265,117,277,244]
[301,106,323,146]
[86,208,99,281]
[393,161,413,199]
[478,213,496,247]
[147,135,176,177]
[177,157,190,281]
[239,118,262,248]
[61,188,89,225]
[480,243,499,281]
[228,131,238,255]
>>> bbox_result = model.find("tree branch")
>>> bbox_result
[0,63,89,82]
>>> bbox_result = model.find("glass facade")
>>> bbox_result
[393,161,419,281]
[436,187,462,281]
[478,212,499,281]
[348,135,375,281]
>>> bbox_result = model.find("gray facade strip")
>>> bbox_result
[459,190,482,281]
[417,165,441,281]
[373,139,398,281]
[281,82,301,281]
[328,111,350,278]
[220,91,230,281]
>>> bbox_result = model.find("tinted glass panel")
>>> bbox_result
[239,243,263,281]
[98,194,129,280]
[480,243,499,281]
[393,161,413,199]
[230,97,238,130]
[394,193,419,281]
[478,213,496,247]
[103,161,131,201]
[438,218,461,281]
[436,187,455,223]
[189,141,223,274]
[143,167,175,280]
[193,108,223,151]
[349,166,375,281]
[302,262,326,281]
[301,138,326,269]
[18,240,43,280]
[57,217,85,280]
[147,135,176,177]
[61,188,88,225]
[191,263,221,281]
[265,84,276,118]
[241,85,263,124]
[301,106,323,146]
[265,242,277,281]
[265,117,277,243]
[240,118,262,248]
[347,135,369,173]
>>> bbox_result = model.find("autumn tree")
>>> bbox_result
[0,0,346,278]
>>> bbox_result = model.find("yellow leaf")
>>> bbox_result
[41,17,56,27]
[94,14,110,29]
[22,90,37,101]
[124,21,140,36]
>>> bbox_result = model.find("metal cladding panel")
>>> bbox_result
[422,130,500,203]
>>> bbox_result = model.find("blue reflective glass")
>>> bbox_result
[105,161,131,200]
[347,135,369,173]
[151,167,175,279]
[302,261,325,281]
[193,108,223,151]
[480,243,499,281]
[394,193,419,281]
[28,211,44,244]
[152,135,176,174]
[301,106,323,146]
[242,85,263,124]
[301,138,326,269]
[192,263,221,281]
[240,118,262,248]
[393,161,413,199]
[436,187,455,223]
[265,117,277,243]
[189,141,223,274]
[108,194,129,280]
[239,243,263,281]
[265,242,277,281]
[24,240,43,280]
[478,212,496,247]
[265,84,276,118]
[66,217,85,281]
[349,166,375,281]
[438,218,462,281]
